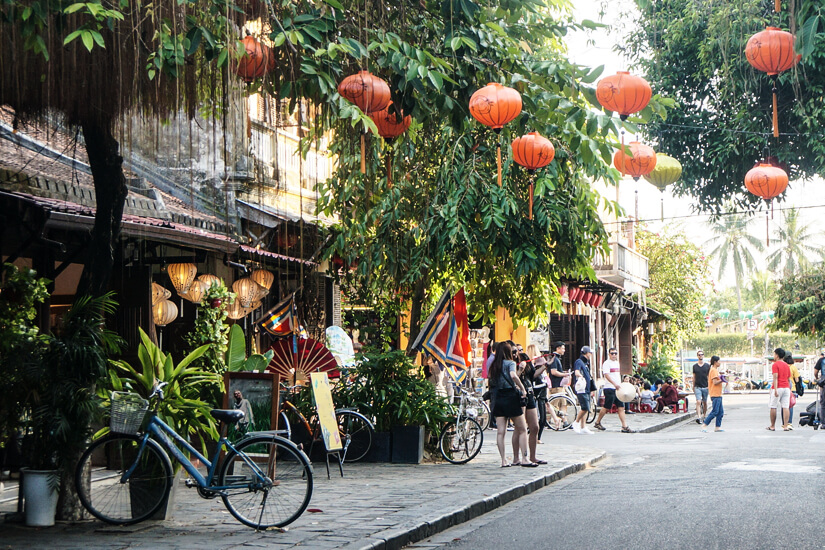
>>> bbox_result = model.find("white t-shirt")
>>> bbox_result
[640,389,655,404]
[601,359,621,389]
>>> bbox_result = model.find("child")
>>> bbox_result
[640,383,656,410]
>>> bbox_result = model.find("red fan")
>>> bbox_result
[266,337,339,380]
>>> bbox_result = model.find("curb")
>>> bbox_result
[636,412,695,433]
[341,451,606,550]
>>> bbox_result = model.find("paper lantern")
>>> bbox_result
[167,263,197,296]
[233,277,259,308]
[226,299,247,320]
[512,132,556,219]
[151,282,171,305]
[581,291,593,305]
[613,142,657,181]
[153,300,178,327]
[181,279,208,304]
[197,274,221,289]
[251,269,274,290]
[644,153,682,220]
[745,163,788,201]
[596,72,652,121]
[338,71,391,114]
[470,83,523,187]
[235,35,270,83]
[370,102,411,140]
[745,27,800,137]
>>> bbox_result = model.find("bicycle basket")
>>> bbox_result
[110,392,149,435]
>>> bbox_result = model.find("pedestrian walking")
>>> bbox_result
[784,353,800,425]
[816,352,825,428]
[489,343,531,467]
[767,348,792,431]
[701,356,724,432]
[572,346,595,434]
[593,347,635,433]
[547,341,569,429]
[692,350,711,424]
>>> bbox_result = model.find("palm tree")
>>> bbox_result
[766,208,823,277]
[705,212,765,320]
[745,271,777,313]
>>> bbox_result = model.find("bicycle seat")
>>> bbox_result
[211,409,246,424]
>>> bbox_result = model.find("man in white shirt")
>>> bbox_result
[593,348,634,433]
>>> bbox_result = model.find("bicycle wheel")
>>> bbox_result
[546,395,577,431]
[474,400,491,430]
[439,417,483,464]
[586,398,599,424]
[335,410,374,463]
[75,434,173,525]
[277,410,292,439]
[219,435,313,529]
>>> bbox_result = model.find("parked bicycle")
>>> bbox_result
[439,387,484,464]
[76,383,313,529]
[545,386,578,431]
[277,385,375,462]
[451,387,491,430]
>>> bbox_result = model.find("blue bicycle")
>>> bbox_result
[75,383,313,529]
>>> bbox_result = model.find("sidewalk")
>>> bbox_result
[0,412,692,549]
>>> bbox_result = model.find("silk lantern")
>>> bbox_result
[469,83,523,187]
[226,298,247,320]
[338,71,391,174]
[233,277,259,308]
[644,153,682,220]
[197,273,221,290]
[167,263,197,296]
[181,279,208,304]
[153,299,178,327]
[511,132,556,220]
[596,72,652,121]
[370,103,411,188]
[235,35,271,83]
[613,142,657,181]
[745,27,799,137]
[251,269,274,291]
[745,163,789,245]
[151,282,171,305]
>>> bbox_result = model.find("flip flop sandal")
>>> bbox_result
[520,462,539,468]
[533,459,548,465]
[766,426,775,431]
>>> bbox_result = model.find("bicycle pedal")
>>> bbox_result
[184,478,197,488]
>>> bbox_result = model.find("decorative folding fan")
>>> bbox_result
[266,337,339,381]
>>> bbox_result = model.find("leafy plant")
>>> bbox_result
[637,343,679,383]
[226,323,274,372]
[107,328,220,454]
[332,350,451,433]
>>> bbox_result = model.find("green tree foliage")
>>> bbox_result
[637,229,709,347]
[774,266,825,336]
[766,207,824,276]
[626,0,825,213]
[688,331,815,358]
[704,211,764,314]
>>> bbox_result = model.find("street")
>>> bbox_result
[409,394,825,550]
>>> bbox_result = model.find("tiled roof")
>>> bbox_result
[239,244,317,266]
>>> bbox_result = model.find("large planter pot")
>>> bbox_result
[365,431,392,462]
[391,425,424,464]
[21,468,59,527]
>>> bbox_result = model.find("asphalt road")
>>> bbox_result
[408,393,825,550]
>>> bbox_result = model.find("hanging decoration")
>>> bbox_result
[644,153,682,220]
[613,142,657,181]
[196,273,221,290]
[338,71,391,174]
[596,72,652,121]
[233,277,260,308]
[469,83,523,187]
[370,103,412,188]
[744,27,799,137]
[151,282,171,305]
[234,34,271,83]
[226,298,247,320]
[167,263,197,296]
[511,132,556,220]
[153,299,178,327]
[181,279,208,304]
[251,268,274,291]
[745,162,789,245]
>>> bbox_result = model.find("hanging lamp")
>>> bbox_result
[338,71,391,174]
[511,132,556,220]
[644,153,682,220]
[167,263,197,296]
[181,279,208,304]
[226,298,247,320]
[745,162,789,245]
[153,299,178,327]
[469,83,522,187]
[251,268,274,291]
[370,102,411,188]
[151,282,171,305]
[596,72,652,121]
[613,142,657,181]
[744,27,799,137]
[233,277,259,308]
[234,34,271,82]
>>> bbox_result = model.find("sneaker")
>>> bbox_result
[582,427,594,435]
[695,419,702,424]
[593,423,606,431]
[571,425,582,434]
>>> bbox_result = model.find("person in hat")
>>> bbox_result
[572,346,595,434]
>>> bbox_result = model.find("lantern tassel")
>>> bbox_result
[529,179,534,220]
[766,209,770,246]
[772,89,779,138]
[775,0,780,12]
[360,133,366,174]
[660,192,664,222]
[386,147,392,189]
[496,142,502,187]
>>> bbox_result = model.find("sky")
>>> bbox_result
[562,0,825,290]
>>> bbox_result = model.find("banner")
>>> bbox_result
[411,287,466,370]
[257,293,297,336]
[310,372,343,451]
[453,288,472,368]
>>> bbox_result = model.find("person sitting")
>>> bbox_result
[640,383,656,411]
[655,378,680,413]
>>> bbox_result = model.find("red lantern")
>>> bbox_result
[593,294,605,308]
[596,72,652,121]
[470,83,523,187]
[588,292,601,307]
[745,27,800,137]
[558,284,568,298]
[613,142,657,181]
[370,103,411,189]
[512,132,556,220]
[235,35,269,82]
[581,291,593,305]
[568,287,580,302]
[339,71,392,174]
[745,163,788,201]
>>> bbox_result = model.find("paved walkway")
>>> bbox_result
[0,411,692,549]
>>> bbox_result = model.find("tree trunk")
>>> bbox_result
[75,117,128,298]
[56,449,86,521]
[405,270,429,357]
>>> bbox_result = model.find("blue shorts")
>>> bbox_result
[694,387,709,403]
[577,393,591,411]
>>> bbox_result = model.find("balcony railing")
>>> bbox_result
[593,242,649,290]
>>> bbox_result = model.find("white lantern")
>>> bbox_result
[167,263,197,296]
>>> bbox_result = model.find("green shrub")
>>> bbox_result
[687,332,817,358]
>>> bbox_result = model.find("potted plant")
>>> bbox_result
[226,324,274,372]
[332,350,451,463]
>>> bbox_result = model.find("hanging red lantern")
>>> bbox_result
[511,132,556,220]
[235,35,269,82]
[581,291,593,305]
[370,103,411,189]
[470,83,523,187]
[745,163,788,201]
[596,72,652,121]
[613,141,657,181]
[338,71,392,174]
[745,27,800,137]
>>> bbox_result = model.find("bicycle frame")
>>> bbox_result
[124,413,269,492]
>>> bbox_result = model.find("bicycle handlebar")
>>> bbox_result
[150,381,169,402]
